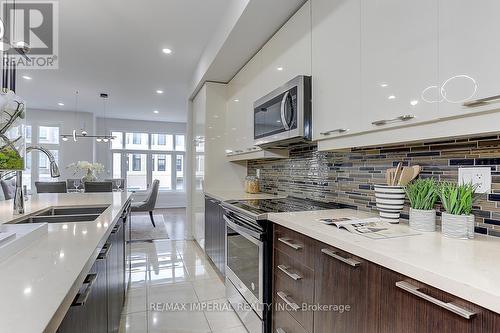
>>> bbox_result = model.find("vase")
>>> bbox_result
[441,212,475,239]
[81,168,97,183]
[374,184,405,223]
[409,208,436,232]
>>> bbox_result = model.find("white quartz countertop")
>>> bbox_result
[268,209,500,315]
[0,192,131,333]
[204,189,284,201]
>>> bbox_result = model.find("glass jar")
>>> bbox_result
[245,176,260,194]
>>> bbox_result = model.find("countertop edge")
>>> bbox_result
[268,212,500,315]
[43,198,131,333]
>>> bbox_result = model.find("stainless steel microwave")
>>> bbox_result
[253,75,311,147]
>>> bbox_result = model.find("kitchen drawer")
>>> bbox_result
[274,249,314,304]
[274,306,309,333]
[275,273,313,332]
[274,225,315,269]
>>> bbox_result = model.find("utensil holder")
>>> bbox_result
[374,185,405,223]
[441,213,475,239]
[409,208,436,232]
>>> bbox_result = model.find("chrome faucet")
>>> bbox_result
[13,145,60,214]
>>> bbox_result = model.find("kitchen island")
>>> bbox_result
[0,192,131,333]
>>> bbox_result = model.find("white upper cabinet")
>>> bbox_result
[261,1,311,97]
[360,0,439,131]
[438,0,500,117]
[311,0,362,141]
[225,51,262,155]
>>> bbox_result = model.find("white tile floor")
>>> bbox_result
[119,239,247,333]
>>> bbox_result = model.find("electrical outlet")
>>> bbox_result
[458,167,491,193]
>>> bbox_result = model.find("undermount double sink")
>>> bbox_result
[11,206,109,224]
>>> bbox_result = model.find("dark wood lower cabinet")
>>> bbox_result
[58,211,128,333]
[58,250,107,333]
[204,196,225,275]
[273,224,500,333]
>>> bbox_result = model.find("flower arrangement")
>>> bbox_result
[67,161,105,182]
[0,90,26,171]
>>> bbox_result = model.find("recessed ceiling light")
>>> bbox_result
[233,99,239,102]
[62,136,68,141]
[162,48,172,54]
[57,102,64,106]
[22,75,32,80]
[388,95,396,100]
[156,90,164,94]
[153,110,159,114]
[277,67,283,71]
[410,100,419,106]
[380,83,388,87]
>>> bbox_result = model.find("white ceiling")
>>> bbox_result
[18,0,233,123]
[17,0,307,124]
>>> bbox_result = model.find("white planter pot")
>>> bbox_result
[441,212,475,239]
[409,208,436,232]
[374,185,405,224]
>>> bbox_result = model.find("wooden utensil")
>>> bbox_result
[410,165,421,181]
[398,167,415,186]
[386,168,393,186]
[393,163,403,186]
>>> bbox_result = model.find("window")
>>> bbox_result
[111,131,185,191]
[175,135,185,151]
[157,155,166,172]
[25,125,32,144]
[151,134,173,150]
[125,132,148,150]
[132,154,142,171]
[152,154,172,190]
[22,125,60,191]
[38,126,59,144]
[111,132,123,149]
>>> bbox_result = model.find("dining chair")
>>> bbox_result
[84,181,113,193]
[131,179,160,227]
[35,181,68,193]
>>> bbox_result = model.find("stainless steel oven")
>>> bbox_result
[223,206,272,333]
[254,75,311,147]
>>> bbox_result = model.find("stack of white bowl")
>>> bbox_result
[374,185,406,223]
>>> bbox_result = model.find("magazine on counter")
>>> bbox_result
[318,217,420,239]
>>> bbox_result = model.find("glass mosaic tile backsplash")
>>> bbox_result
[248,134,500,237]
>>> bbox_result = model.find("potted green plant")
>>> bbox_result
[438,182,477,239]
[405,178,438,231]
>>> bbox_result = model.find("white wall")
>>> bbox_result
[26,108,94,182]
[95,117,187,208]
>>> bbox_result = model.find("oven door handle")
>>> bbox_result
[224,215,262,243]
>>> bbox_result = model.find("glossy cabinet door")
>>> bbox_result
[260,1,311,97]
[311,0,362,141]
[225,51,262,155]
[360,0,439,132]
[438,0,500,117]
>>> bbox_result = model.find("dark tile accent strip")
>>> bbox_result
[475,226,488,235]
[484,219,500,226]
[449,159,474,166]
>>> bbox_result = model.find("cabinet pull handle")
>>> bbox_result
[276,291,300,311]
[372,114,415,126]
[234,150,244,153]
[72,273,98,307]
[112,223,121,234]
[320,128,349,136]
[98,243,112,260]
[277,264,302,281]
[395,281,476,319]
[321,248,361,267]
[277,237,302,250]
[463,94,500,107]
[276,328,287,333]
